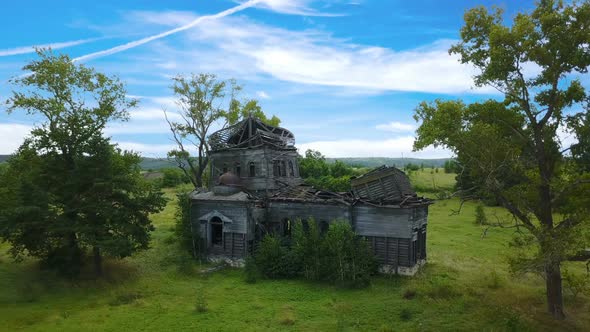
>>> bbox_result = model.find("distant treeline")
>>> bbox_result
[326,157,451,168]
[1,154,453,171]
[140,156,453,171]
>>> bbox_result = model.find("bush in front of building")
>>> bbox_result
[247,218,377,288]
[321,221,377,288]
[251,235,300,279]
[291,218,323,281]
[175,192,205,260]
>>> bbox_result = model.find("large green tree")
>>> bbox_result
[413,1,590,319]
[298,150,364,192]
[0,49,166,276]
[165,73,280,188]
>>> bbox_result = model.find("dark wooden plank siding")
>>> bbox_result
[193,201,248,234]
[268,202,350,225]
[354,205,413,238]
[365,236,414,267]
[222,232,246,257]
[209,147,302,191]
[398,238,411,266]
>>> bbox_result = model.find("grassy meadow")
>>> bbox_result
[0,176,589,331]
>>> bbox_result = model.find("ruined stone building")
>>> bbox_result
[190,117,432,275]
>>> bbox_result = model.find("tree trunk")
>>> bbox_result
[93,246,103,277]
[545,262,565,320]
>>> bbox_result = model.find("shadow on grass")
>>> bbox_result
[1,257,140,305]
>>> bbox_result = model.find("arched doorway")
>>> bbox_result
[210,216,223,247]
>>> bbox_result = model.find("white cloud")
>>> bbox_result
[557,124,578,152]
[376,121,415,132]
[297,136,453,158]
[105,122,172,134]
[0,38,100,57]
[124,12,493,94]
[256,90,270,99]
[0,123,32,154]
[73,0,263,63]
[242,0,345,16]
[128,107,182,121]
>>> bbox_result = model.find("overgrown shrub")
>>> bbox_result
[322,221,376,288]
[247,218,376,288]
[253,235,298,278]
[174,191,204,259]
[292,218,323,280]
[166,168,190,187]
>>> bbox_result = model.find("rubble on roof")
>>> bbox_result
[209,116,295,151]
[351,165,415,202]
[269,184,352,204]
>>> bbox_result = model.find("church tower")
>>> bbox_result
[207,116,303,195]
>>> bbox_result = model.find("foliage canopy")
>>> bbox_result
[0,49,166,276]
[414,0,590,319]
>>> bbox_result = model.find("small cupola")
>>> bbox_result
[213,172,243,196]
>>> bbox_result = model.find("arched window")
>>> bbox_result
[281,161,287,177]
[235,162,241,177]
[249,162,256,177]
[302,219,310,233]
[282,218,291,237]
[320,220,329,235]
[274,160,281,177]
[288,161,294,177]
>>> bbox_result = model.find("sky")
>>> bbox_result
[0,0,544,159]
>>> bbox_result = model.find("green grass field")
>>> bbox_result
[408,168,456,192]
[0,184,589,331]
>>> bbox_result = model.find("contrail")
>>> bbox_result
[73,0,262,63]
[0,38,101,57]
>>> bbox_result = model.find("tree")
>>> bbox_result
[292,218,323,280]
[298,150,330,179]
[160,167,190,188]
[165,73,280,188]
[322,221,376,287]
[226,98,281,127]
[414,1,590,319]
[298,150,366,192]
[0,49,166,276]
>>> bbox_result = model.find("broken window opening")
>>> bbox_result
[211,217,223,246]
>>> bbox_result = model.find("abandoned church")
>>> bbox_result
[189,117,432,275]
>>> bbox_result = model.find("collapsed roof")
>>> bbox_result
[209,116,295,151]
[268,166,431,207]
[351,166,415,202]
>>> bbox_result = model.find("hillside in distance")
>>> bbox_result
[139,157,176,170]
[1,155,451,170]
[327,157,451,168]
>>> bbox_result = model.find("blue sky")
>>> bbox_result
[0,0,541,158]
